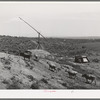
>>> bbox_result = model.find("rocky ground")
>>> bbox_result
[0,49,99,89]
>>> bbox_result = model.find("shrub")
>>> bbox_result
[92,58,99,63]
[5,60,10,65]
[41,78,48,84]
[62,82,67,87]
[27,75,34,81]
[1,57,11,65]
[4,65,11,70]
[7,82,21,89]
[30,82,39,89]
[25,61,33,69]
[7,76,21,89]
[82,46,86,49]
[2,79,9,84]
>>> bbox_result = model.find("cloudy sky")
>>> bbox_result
[0,2,100,37]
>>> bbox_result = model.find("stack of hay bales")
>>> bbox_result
[28,49,54,60]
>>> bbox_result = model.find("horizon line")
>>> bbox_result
[1,35,100,39]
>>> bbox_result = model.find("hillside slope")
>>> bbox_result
[0,50,99,89]
[0,51,66,89]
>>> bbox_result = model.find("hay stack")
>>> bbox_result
[28,49,54,60]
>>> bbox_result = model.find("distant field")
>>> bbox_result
[0,35,100,57]
[78,42,100,52]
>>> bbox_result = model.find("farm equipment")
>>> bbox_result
[19,17,46,50]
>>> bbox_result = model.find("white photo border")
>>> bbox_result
[0,1,100,99]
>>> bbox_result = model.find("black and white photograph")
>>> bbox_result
[0,1,100,90]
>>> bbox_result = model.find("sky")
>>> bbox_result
[0,2,100,37]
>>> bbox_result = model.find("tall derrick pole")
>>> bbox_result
[19,17,46,49]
